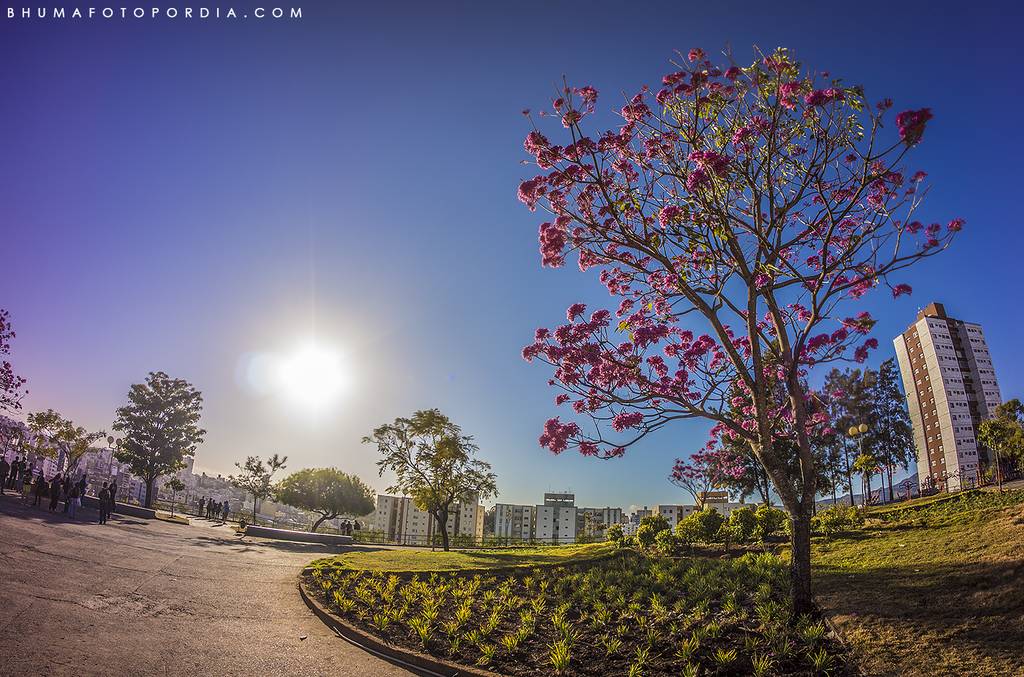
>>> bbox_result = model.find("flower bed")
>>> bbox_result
[305,551,850,676]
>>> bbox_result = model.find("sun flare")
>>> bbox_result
[275,342,350,411]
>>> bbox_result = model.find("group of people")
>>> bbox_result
[197,496,230,522]
[0,455,118,523]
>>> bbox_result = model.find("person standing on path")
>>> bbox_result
[77,473,87,499]
[32,473,46,507]
[68,483,80,519]
[221,501,230,522]
[61,475,72,513]
[98,484,110,524]
[48,473,63,511]
[197,496,205,518]
[0,456,9,495]
[108,480,118,515]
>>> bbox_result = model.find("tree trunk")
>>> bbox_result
[887,467,894,505]
[144,478,154,508]
[436,507,450,551]
[789,512,814,617]
[252,497,258,523]
[311,513,337,533]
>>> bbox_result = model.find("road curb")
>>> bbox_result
[298,577,503,677]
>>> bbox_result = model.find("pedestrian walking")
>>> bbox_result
[77,473,87,498]
[197,496,205,518]
[48,473,63,511]
[98,483,110,524]
[15,459,26,493]
[221,501,229,522]
[0,456,9,495]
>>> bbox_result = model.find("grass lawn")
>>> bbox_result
[813,489,1024,677]
[311,541,617,573]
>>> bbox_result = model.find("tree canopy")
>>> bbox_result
[364,409,497,550]
[112,371,206,507]
[0,309,28,413]
[229,453,287,522]
[276,467,375,532]
[27,409,105,475]
[517,46,958,612]
[978,399,1024,489]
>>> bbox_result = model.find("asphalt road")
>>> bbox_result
[0,493,414,676]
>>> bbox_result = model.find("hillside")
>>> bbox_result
[813,490,1024,677]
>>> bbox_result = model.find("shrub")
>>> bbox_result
[636,514,670,549]
[676,508,725,546]
[653,528,677,556]
[606,523,625,544]
[729,506,757,543]
[812,504,864,540]
[754,504,787,542]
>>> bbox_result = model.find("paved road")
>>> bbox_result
[0,494,414,676]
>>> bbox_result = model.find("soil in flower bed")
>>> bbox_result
[305,550,852,676]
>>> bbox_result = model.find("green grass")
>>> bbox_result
[814,489,1024,677]
[310,542,616,573]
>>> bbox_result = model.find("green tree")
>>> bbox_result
[27,409,106,475]
[364,409,497,551]
[754,504,787,543]
[978,399,1024,490]
[112,371,206,508]
[0,309,28,413]
[870,359,914,501]
[852,452,881,506]
[164,477,185,516]
[605,522,624,544]
[676,508,725,547]
[229,453,287,523]
[277,467,375,533]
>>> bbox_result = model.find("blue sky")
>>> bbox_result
[2,1,1022,509]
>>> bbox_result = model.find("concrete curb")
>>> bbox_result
[245,524,353,545]
[298,577,503,677]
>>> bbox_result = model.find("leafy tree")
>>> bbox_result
[364,409,497,551]
[822,368,875,505]
[852,452,881,506]
[230,453,287,523]
[812,504,863,540]
[112,371,206,508]
[518,47,958,612]
[869,359,914,500]
[0,309,28,413]
[978,399,1024,490]
[164,477,185,516]
[277,467,375,533]
[605,522,625,544]
[653,528,677,555]
[668,452,716,508]
[27,409,105,475]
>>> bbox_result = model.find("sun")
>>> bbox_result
[276,342,350,411]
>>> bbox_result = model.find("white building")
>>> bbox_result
[533,492,577,544]
[374,494,484,545]
[894,302,1002,492]
[494,503,534,541]
[576,506,623,538]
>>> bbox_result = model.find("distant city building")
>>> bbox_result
[652,504,699,529]
[894,302,1002,492]
[576,506,623,539]
[534,492,577,544]
[373,494,484,544]
[494,503,534,541]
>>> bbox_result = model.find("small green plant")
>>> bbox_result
[751,652,774,677]
[549,639,572,674]
[476,643,497,666]
[809,646,834,672]
[601,633,623,656]
[676,635,700,662]
[408,616,431,648]
[802,621,827,644]
[712,647,738,668]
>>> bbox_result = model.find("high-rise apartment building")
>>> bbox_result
[494,503,535,541]
[534,492,577,544]
[894,302,1002,492]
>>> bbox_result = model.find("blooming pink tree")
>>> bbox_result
[669,448,735,508]
[519,47,959,612]
[0,309,28,413]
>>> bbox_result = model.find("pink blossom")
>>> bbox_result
[892,283,912,298]
[895,108,933,146]
[566,303,587,321]
[688,48,705,62]
[611,411,644,431]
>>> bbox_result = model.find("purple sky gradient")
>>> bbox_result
[2,0,1022,508]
